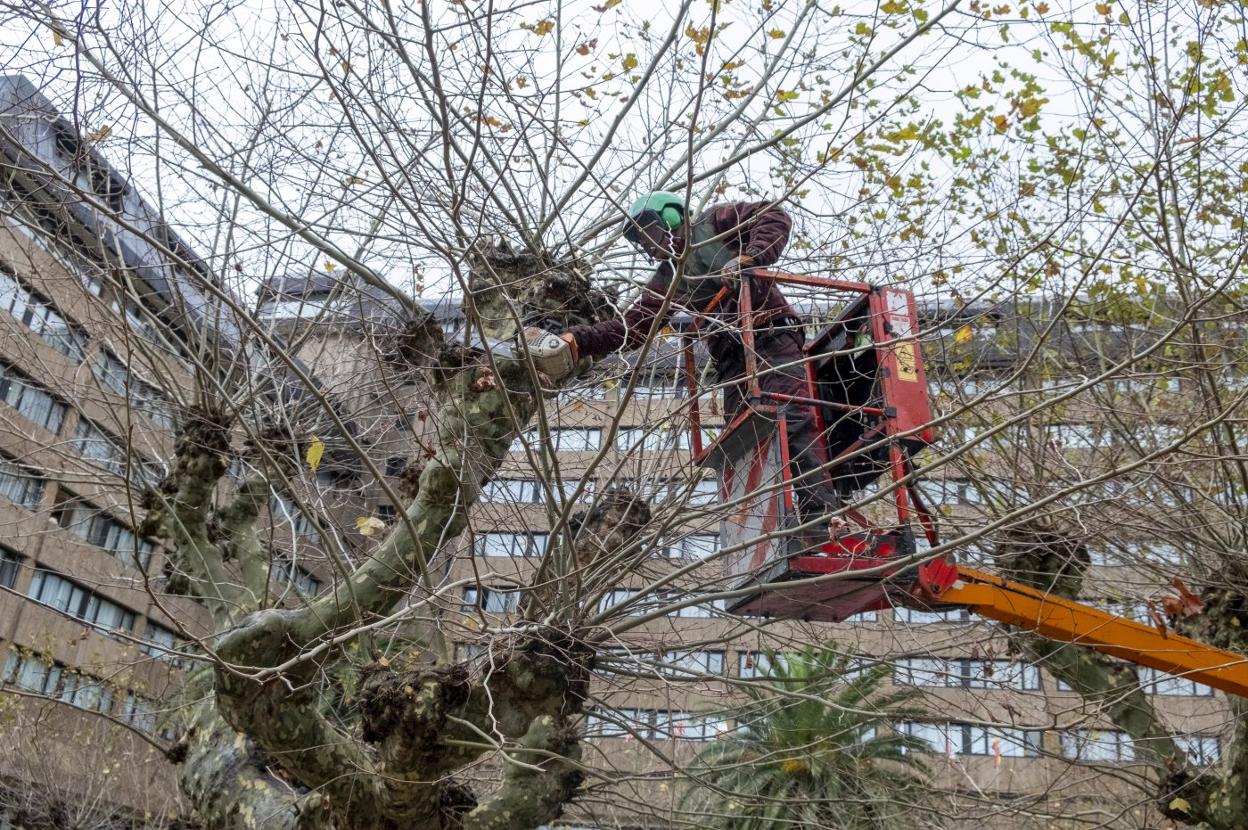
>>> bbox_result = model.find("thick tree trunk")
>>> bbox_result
[159,251,622,829]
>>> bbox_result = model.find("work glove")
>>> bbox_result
[717,254,756,290]
[523,327,579,381]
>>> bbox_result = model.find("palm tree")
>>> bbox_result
[683,646,935,830]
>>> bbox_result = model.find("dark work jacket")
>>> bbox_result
[567,201,798,369]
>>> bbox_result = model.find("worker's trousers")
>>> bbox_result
[718,327,838,520]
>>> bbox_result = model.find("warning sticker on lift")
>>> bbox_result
[894,342,919,382]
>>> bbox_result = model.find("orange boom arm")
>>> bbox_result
[930,565,1248,699]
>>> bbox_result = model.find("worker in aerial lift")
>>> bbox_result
[530,191,840,520]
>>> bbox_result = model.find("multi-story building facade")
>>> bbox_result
[0,72,1236,829]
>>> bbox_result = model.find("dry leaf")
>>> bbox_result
[532,18,555,35]
[356,516,386,537]
[1172,577,1205,617]
[953,324,974,344]
[85,125,112,144]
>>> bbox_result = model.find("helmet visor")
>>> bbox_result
[623,209,664,245]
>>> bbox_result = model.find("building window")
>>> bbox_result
[482,478,544,504]
[2,651,63,695]
[454,642,484,662]
[628,376,687,400]
[511,428,602,453]
[474,532,548,558]
[273,557,323,596]
[586,708,728,741]
[662,649,725,676]
[915,479,983,506]
[1060,729,1134,762]
[376,504,398,525]
[892,606,972,624]
[664,533,719,560]
[0,265,88,362]
[259,294,336,320]
[558,479,594,503]
[109,294,164,345]
[1046,423,1101,450]
[0,547,19,589]
[596,589,723,618]
[0,360,67,433]
[894,658,1041,691]
[900,722,1043,758]
[1139,667,1214,697]
[586,707,640,738]
[650,591,725,618]
[269,494,322,542]
[141,622,181,664]
[597,588,636,614]
[615,426,710,453]
[59,673,115,713]
[74,418,161,486]
[462,586,521,614]
[27,569,136,633]
[619,478,718,507]
[1,651,165,726]
[52,497,154,569]
[92,350,176,431]
[119,692,157,734]
[652,710,730,741]
[384,456,407,477]
[0,455,44,509]
[1176,735,1221,766]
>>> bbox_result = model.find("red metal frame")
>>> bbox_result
[684,270,937,545]
[678,275,1248,694]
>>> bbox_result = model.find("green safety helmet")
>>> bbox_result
[623,191,685,244]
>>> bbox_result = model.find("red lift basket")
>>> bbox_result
[681,273,947,623]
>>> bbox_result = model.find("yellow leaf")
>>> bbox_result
[356,516,386,537]
[954,324,974,344]
[305,436,325,473]
[768,28,786,39]
[1169,798,1191,815]
[1019,97,1044,117]
[622,53,638,71]
[1095,2,1111,13]
[52,30,63,47]
[325,261,337,272]
[993,114,1009,132]
[532,18,555,35]
[886,124,921,141]
[592,0,622,10]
